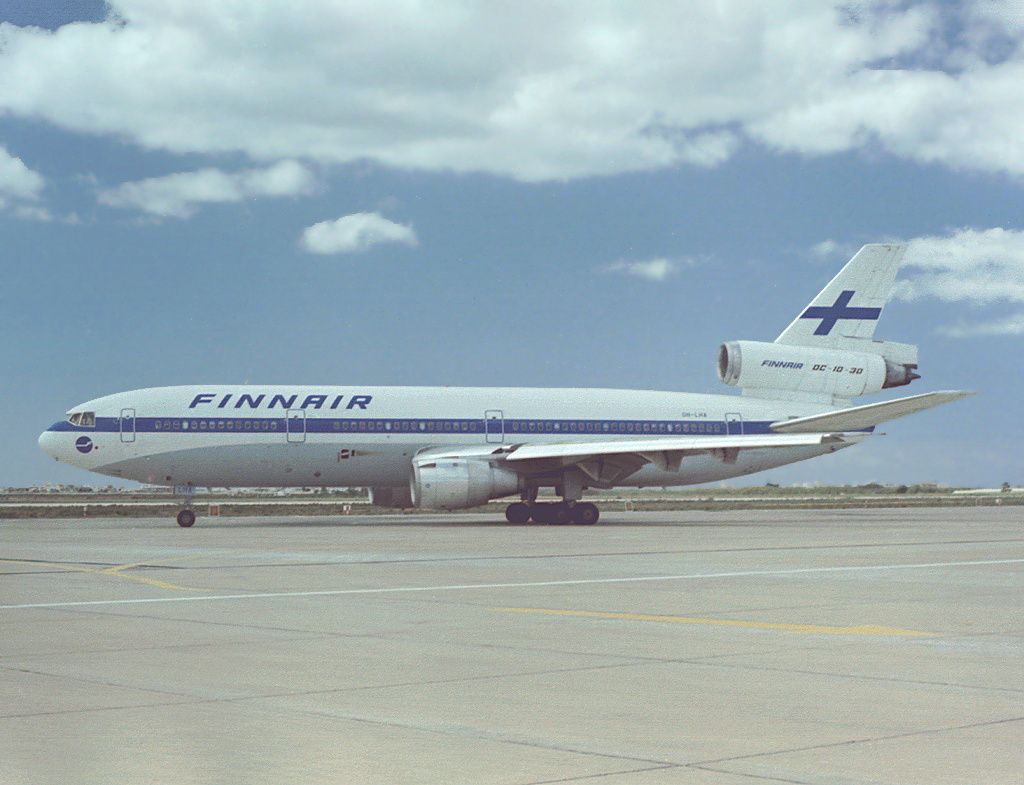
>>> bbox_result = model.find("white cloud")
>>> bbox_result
[97,160,315,218]
[939,313,1024,337]
[888,226,1024,337]
[1,3,1023,180]
[601,258,679,282]
[300,212,417,255]
[13,204,52,222]
[0,145,46,217]
[900,227,1024,305]
[808,239,859,261]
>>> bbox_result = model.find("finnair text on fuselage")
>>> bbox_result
[188,393,374,410]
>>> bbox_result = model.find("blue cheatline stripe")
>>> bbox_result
[48,415,782,437]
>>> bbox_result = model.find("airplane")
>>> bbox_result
[38,244,971,527]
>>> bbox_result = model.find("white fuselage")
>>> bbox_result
[38,385,853,491]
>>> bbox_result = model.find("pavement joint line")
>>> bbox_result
[662,655,1024,694]
[255,702,681,768]
[495,607,933,636]
[1,557,1021,610]
[70,537,1024,571]
[686,715,1024,767]
[518,763,683,784]
[684,764,816,785]
[0,659,668,720]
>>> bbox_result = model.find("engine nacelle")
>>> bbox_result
[411,458,521,510]
[718,340,919,399]
[369,486,413,508]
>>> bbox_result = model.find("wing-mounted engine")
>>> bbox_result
[718,340,919,403]
[410,457,521,510]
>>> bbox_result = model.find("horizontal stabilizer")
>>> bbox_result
[769,390,974,433]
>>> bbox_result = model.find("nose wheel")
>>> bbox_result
[176,509,196,528]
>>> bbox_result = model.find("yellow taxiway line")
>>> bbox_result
[0,558,200,593]
[496,607,932,637]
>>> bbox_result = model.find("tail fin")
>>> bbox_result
[776,244,906,348]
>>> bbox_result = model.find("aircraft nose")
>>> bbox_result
[38,428,61,460]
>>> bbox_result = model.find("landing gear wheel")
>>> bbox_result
[176,509,196,528]
[550,504,571,525]
[505,502,531,524]
[528,504,549,524]
[571,502,600,525]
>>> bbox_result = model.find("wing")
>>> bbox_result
[417,433,860,487]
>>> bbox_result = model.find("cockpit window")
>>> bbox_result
[68,412,96,427]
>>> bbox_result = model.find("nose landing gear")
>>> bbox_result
[174,484,197,528]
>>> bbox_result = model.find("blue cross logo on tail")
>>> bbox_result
[799,290,881,336]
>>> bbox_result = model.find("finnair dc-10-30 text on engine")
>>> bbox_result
[39,245,971,526]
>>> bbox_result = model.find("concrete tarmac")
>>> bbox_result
[1,508,1021,784]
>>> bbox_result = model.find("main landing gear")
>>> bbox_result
[176,509,196,528]
[504,501,600,525]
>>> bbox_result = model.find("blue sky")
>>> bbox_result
[2,1,1022,488]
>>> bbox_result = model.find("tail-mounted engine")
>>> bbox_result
[718,340,919,400]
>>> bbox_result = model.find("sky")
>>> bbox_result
[2,0,1023,488]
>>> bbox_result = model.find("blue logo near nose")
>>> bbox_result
[75,436,94,454]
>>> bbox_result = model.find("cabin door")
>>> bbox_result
[725,412,744,435]
[485,410,504,443]
[286,409,306,443]
[120,408,136,443]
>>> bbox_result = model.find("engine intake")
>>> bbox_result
[411,457,521,510]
